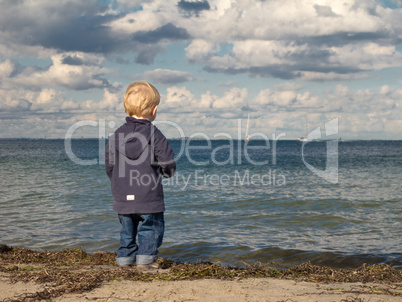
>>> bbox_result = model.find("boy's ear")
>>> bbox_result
[152,105,158,116]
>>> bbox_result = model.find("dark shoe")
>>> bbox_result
[136,262,161,271]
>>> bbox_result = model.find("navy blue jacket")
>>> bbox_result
[105,117,175,214]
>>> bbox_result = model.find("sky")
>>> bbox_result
[0,0,401,140]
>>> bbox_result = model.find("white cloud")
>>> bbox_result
[164,86,197,111]
[179,0,392,40]
[99,89,122,111]
[2,52,115,91]
[326,85,399,113]
[2,0,401,79]
[114,0,143,9]
[204,37,402,79]
[0,0,401,139]
[143,69,197,84]
[108,10,166,34]
[0,84,123,120]
[185,39,216,62]
[330,43,402,71]
[199,91,217,109]
[1,99,32,112]
[0,60,14,78]
[0,82,400,139]
[0,88,34,113]
[253,88,322,109]
[211,88,247,109]
[178,0,402,79]
[36,89,61,104]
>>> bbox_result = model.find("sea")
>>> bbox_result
[0,138,401,270]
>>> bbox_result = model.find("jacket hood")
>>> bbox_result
[112,117,152,160]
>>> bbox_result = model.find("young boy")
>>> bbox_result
[105,81,176,270]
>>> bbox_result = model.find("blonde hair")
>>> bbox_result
[124,81,160,117]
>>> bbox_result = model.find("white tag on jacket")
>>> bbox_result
[126,195,135,201]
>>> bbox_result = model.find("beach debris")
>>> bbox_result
[1,245,401,301]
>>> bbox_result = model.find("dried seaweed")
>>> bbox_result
[286,262,402,283]
[1,244,401,301]
[0,244,116,267]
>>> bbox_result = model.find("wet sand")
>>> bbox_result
[1,272,401,302]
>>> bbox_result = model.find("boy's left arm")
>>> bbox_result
[153,130,176,178]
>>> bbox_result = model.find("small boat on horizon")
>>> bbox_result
[245,113,251,142]
[297,120,309,142]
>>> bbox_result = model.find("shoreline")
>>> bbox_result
[1,245,401,301]
[2,274,401,302]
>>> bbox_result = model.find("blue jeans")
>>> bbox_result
[116,212,164,266]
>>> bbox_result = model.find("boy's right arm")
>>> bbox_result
[153,130,176,178]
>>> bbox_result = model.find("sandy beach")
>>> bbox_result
[1,272,401,302]
[1,245,401,302]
